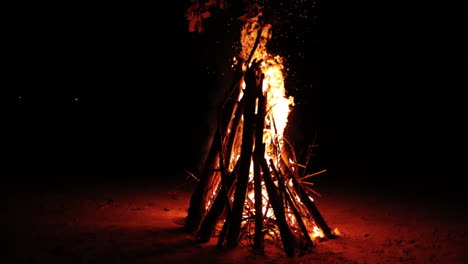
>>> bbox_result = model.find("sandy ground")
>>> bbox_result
[4,173,468,264]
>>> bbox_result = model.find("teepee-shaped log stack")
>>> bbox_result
[183,8,337,255]
[183,54,336,256]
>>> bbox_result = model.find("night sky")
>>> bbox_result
[1,4,465,191]
[1,0,56,8]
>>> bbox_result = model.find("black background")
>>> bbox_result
[1,4,465,193]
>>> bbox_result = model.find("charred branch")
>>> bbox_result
[224,60,261,249]
[253,80,266,252]
[261,157,296,257]
[184,132,220,233]
[273,163,315,252]
[196,170,236,242]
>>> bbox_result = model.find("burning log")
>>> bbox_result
[183,134,219,233]
[183,12,337,257]
[184,66,243,233]
[253,78,266,252]
[196,166,236,242]
[223,59,259,249]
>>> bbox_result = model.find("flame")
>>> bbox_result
[311,226,325,239]
[262,55,295,158]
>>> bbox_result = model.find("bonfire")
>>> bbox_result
[183,0,337,257]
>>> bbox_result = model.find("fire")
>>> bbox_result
[311,226,325,239]
[233,13,326,242]
[184,3,336,257]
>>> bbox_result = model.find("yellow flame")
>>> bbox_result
[261,55,294,158]
[311,226,325,239]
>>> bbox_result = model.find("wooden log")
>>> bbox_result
[196,169,236,242]
[253,81,266,252]
[216,161,241,248]
[217,211,230,247]
[223,102,243,170]
[284,186,315,252]
[253,157,263,251]
[224,60,260,249]
[184,131,220,232]
[287,166,335,239]
[217,105,231,215]
[260,157,296,257]
[272,162,314,250]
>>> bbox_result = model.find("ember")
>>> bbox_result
[183,1,337,257]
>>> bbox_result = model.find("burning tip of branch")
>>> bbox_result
[333,228,341,236]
